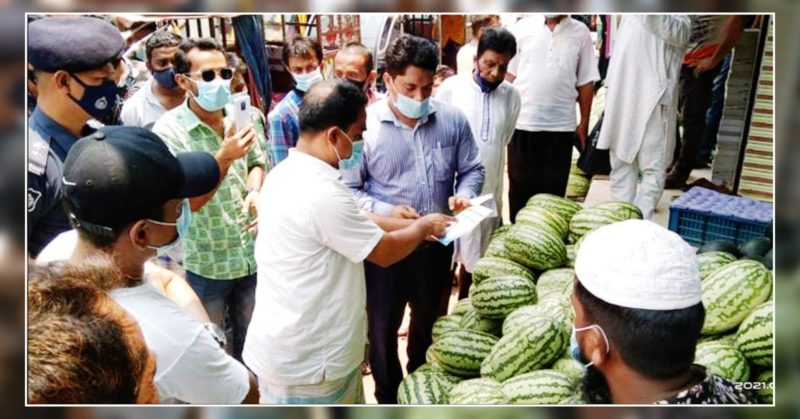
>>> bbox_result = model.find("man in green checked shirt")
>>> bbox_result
[153,37,266,362]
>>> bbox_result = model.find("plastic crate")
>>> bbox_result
[668,186,772,247]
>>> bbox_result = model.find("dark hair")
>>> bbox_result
[62,199,164,250]
[470,14,499,36]
[434,64,454,80]
[173,37,224,75]
[144,30,182,62]
[385,34,438,77]
[574,280,705,380]
[477,28,517,60]
[298,79,367,135]
[341,42,374,73]
[282,36,323,65]
[28,260,148,403]
[225,52,248,74]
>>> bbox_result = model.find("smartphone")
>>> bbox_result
[232,94,251,132]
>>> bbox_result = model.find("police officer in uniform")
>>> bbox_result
[27,17,125,256]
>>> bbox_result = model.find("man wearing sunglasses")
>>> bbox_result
[153,37,267,363]
[27,16,125,257]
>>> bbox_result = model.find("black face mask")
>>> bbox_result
[342,77,368,92]
[67,73,119,121]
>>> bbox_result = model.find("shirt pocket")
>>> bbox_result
[433,144,456,182]
[556,41,581,72]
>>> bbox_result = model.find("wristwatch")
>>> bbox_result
[203,322,227,348]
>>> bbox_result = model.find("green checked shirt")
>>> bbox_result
[153,100,268,280]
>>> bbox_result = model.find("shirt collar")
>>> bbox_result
[544,16,570,35]
[375,97,437,127]
[287,148,342,180]
[30,106,82,154]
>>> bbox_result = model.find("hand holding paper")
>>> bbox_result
[436,194,498,246]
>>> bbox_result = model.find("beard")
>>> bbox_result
[581,365,612,404]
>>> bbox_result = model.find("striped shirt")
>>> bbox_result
[267,89,303,167]
[341,98,485,216]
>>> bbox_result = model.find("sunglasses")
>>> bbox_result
[185,68,234,82]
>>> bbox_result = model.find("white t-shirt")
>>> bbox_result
[508,16,600,131]
[36,230,251,404]
[243,149,384,386]
[120,78,169,130]
[456,42,477,74]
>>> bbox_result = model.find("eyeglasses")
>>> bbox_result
[185,68,234,82]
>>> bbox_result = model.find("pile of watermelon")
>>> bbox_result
[566,158,591,200]
[397,193,775,405]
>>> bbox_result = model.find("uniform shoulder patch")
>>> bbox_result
[28,188,42,212]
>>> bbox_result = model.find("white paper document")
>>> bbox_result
[436,194,497,246]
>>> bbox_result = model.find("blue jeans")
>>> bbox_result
[186,271,257,362]
[699,53,732,163]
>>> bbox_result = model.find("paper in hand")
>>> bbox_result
[435,194,497,246]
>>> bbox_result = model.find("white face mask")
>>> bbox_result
[292,68,323,92]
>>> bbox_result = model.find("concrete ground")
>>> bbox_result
[361,155,712,404]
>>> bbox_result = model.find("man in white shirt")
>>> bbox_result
[436,27,521,298]
[36,126,259,404]
[243,79,452,404]
[506,14,600,221]
[120,31,186,129]
[455,15,500,75]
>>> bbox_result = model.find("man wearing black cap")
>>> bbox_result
[36,126,259,404]
[27,16,125,256]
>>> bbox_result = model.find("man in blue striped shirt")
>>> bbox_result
[342,34,485,404]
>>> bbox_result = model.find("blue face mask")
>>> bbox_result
[67,73,119,120]
[152,67,179,90]
[473,70,503,93]
[292,68,324,92]
[187,76,231,112]
[389,78,430,119]
[570,324,610,369]
[331,129,364,170]
[147,199,191,257]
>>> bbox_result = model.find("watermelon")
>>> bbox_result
[697,251,737,281]
[432,314,463,341]
[568,207,624,240]
[472,275,537,319]
[739,237,772,259]
[695,341,750,383]
[448,378,507,404]
[397,370,455,404]
[551,358,585,386]
[702,260,772,334]
[697,333,736,345]
[537,268,575,300]
[525,193,582,224]
[560,393,586,405]
[565,245,576,268]
[504,224,567,271]
[450,298,473,316]
[432,329,499,378]
[425,346,437,364]
[485,234,510,258]
[492,224,513,239]
[570,158,586,177]
[500,370,576,404]
[502,306,553,337]
[734,302,773,367]
[458,307,503,337]
[754,370,773,404]
[472,257,535,285]
[515,206,570,240]
[698,240,741,258]
[592,201,643,220]
[762,249,773,270]
[481,316,568,382]
[566,174,590,198]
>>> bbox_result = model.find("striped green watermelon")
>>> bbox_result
[568,207,625,240]
[500,369,576,404]
[570,158,586,177]
[515,206,570,240]
[504,224,567,271]
[485,234,510,258]
[472,257,535,285]
[492,224,513,239]
[432,329,499,378]
[458,307,503,337]
[502,305,553,337]
[525,193,583,224]
[702,260,773,334]
[448,378,508,404]
[697,251,738,281]
[695,340,750,383]
[552,358,585,386]
[425,346,437,364]
[560,393,586,405]
[537,268,575,300]
[754,370,773,404]
[397,370,455,404]
[592,201,643,220]
[734,302,773,367]
[697,333,736,345]
[432,314,463,342]
[566,174,590,198]
[472,275,537,319]
[565,245,576,268]
[450,298,473,316]
[481,315,567,382]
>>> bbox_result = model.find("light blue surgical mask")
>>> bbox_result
[292,68,323,92]
[330,129,364,170]
[570,324,610,369]
[389,78,430,119]
[187,76,231,112]
[147,199,191,257]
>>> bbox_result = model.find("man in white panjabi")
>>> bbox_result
[596,15,692,219]
[435,27,521,299]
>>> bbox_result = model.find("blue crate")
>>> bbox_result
[668,187,772,247]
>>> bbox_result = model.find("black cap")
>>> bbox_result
[62,126,220,236]
[28,16,125,73]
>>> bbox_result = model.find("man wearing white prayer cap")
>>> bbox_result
[570,220,756,404]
